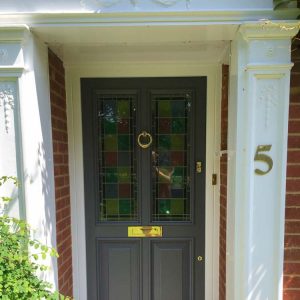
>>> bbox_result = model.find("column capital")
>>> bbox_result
[0,25,29,41]
[239,21,300,41]
[0,26,28,76]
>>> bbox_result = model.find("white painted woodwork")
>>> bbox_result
[227,23,299,300]
[0,27,58,290]
[0,80,22,218]
[0,29,26,219]
[0,0,273,13]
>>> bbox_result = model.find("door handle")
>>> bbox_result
[137,131,153,149]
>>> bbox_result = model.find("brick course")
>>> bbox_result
[219,64,229,300]
[48,49,73,298]
[283,33,300,299]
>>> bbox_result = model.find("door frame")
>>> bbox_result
[66,62,222,300]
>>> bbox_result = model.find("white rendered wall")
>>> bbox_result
[0,27,58,290]
[0,0,272,13]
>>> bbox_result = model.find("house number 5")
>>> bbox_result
[254,145,273,175]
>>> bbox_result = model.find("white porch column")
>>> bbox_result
[0,26,58,289]
[227,22,299,300]
[0,28,26,218]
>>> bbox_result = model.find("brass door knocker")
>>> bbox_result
[137,131,153,149]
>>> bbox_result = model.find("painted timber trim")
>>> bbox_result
[0,10,299,27]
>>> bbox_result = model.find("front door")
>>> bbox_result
[82,77,206,300]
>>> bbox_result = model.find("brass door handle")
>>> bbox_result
[137,131,153,149]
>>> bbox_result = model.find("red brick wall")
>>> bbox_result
[283,33,300,300]
[48,49,73,297]
[219,65,229,300]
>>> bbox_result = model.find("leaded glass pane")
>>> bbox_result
[152,94,191,221]
[98,96,137,221]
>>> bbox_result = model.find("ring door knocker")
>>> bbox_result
[137,131,153,149]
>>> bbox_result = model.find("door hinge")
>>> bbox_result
[212,174,217,185]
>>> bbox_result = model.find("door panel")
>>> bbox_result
[82,78,206,300]
[152,240,192,300]
[97,240,141,300]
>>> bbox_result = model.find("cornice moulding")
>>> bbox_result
[0,67,25,77]
[0,10,299,26]
[245,63,294,70]
[239,21,300,40]
[0,26,29,42]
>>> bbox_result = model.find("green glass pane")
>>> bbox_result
[104,135,118,151]
[118,167,131,183]
[173,167,184,177]
[171,135,184,150]
[158,101,171,117]
[119,199,131,215]
[159,199,171,215]
[172,119,185,134]
[118,100,130,118]
[118,135,130,151]
[171,167,184,188]
[106,199,119,215]
[170,199,185,214]
[105,168,118,183]
[159,135,171,150]
[103,119,117,134]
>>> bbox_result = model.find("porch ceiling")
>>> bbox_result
[33,24,237,64]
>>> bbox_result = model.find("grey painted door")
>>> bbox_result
[81,78,206,300]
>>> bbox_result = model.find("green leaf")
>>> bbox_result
[0,176,71,299]
[1,197,11,202]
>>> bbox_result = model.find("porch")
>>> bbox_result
[0,9,299,299]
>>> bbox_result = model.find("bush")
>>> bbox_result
[0,176,68,299]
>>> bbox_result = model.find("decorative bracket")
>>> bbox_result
[0,84,15,133]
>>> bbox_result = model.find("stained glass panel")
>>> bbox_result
[152,94,191,221]
[98,96,137,221]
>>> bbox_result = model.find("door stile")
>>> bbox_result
[194,78,206,298]
[82,82,97,299]
[141,88,152,300]
[140,88,152,226]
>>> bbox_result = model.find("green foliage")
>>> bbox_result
[0,176,69,299]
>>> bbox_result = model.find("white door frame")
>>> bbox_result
[66,61,222,300]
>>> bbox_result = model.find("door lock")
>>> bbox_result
[197,256,203,262]
[196,162,202,173]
